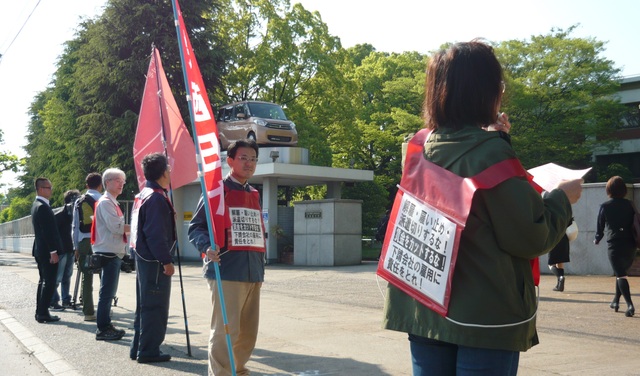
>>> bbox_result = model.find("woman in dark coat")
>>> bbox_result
[547,232,570,292]
[594,176,636,317]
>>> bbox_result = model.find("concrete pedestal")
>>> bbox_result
[293,199,362,266]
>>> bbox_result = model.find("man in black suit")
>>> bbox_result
[31,177,64,323]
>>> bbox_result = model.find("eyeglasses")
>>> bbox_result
[40,186,52,190]
[237,156,258,163]
[109,178,126,184]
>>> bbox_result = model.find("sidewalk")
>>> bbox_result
[1,250,639,376]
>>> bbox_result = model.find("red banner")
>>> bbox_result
[133,47,197,191]
[174,0,226,247]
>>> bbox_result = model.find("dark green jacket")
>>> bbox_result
[383,126,572,352]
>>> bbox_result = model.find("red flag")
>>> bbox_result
[174,1,226,247]
[133,47,197,191]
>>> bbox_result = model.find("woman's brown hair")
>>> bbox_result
[606,176,627,198]
[424,39,503,130]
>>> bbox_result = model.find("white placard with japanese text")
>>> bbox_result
[382,191,458,307]
[229,206,265,248]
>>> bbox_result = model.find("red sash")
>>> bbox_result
[376,128,538,316]
[224,187,266,252]
[129,187,176,250]
[91,197,127,245]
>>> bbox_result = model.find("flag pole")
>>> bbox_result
[170,1,237,374]
[150,45,193,357]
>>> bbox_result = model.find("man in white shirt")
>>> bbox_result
[92,168,130,341]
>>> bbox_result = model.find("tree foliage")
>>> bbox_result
[213,0,344,167]
[330,49,426,222]
[0,130,20,175]
[20,0,227,204]
[497,26,625,172]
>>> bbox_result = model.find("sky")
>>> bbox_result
[1,0,639,192]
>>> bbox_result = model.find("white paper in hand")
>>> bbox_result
[527,163,591,192]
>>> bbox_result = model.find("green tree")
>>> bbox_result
[20,0,227,201]
[213,0,344,167]
[216,0,341,105]
[1,194,34,222]
[497,26,626,172]
[0,130,19,175]
[339,50,427,222]
[598,163,633,182]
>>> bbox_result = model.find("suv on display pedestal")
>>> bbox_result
[215,100,298,150]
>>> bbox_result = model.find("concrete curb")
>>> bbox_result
[0,309,81,376]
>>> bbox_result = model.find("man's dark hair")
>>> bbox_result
[63,189,81,204]
[227,139,259,159]
[142,152,168,182]
[34,177,49,190]
[424,39,503,130]
[86,172,102,189]
[606,176,627,199]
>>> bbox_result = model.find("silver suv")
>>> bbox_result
[215,101,298,150]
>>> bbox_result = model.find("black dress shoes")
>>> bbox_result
[36,315,60,323]
[137,352,171,363]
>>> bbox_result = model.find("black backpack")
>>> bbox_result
[75,194,97,233]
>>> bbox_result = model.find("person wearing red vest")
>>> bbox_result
[188,139,266,376]
[382,40,583,376]
[92,168,130,341]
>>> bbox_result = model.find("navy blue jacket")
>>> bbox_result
[134,181,175,265]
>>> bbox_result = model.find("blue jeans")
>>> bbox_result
[51,252,74,305]
[96,255,122,331]
[409,335,519,376]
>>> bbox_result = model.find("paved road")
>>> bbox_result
[1,250,639,375]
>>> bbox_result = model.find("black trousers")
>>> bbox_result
[35,256,58,317]
[130,257,171,358]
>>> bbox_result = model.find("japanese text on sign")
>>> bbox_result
[382,192,457,306]
[229,207,265,248]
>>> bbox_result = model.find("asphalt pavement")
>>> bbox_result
[1,250,639,376]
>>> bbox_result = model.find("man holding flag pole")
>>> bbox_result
[171,0,259,375]
[189,139,266,376]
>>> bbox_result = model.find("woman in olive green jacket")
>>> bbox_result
[382,40,583,376]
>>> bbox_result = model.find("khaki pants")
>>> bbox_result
[207,279,261,376]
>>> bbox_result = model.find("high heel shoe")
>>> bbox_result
[625,305,634,317]
[610,300,620,312]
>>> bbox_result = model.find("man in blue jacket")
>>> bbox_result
[189,139,266,376]
[129,152,175,363]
